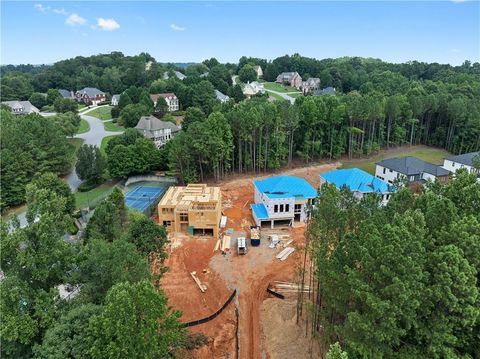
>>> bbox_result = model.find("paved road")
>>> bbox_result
[15,106,121,227]
[264,89,296,104]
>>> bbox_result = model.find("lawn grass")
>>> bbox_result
[88,106,112,121]
[341,146,450,174]
[75,182,116,209]
[68,138,85,152]
[264,82,299,93]
[100,135,117,155]
[76,119,90,134]
[104,121,125,132]
[268,92,287,102]
[287,92,302,98]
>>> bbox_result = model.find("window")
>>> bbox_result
[280,204,284,212]
[163,221,171,226]
[397,173,400,178]
[179,213,188,221]
[285,204,290,212]
[294,204,302,211]
[383,167,386,174]
[452,162,455,167]
[274,205,278,213]
[389,169,393,173]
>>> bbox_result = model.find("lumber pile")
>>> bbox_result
[214,239,221,252]
[190,271,207,292]
[270,281,310,293]
[276,247,295,261]
[221,235,231,252]
[250,227,260,240]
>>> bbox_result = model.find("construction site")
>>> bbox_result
[157,163,339,358]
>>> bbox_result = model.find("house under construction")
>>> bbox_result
[157,184,222,237]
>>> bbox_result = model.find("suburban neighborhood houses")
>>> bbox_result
[75,87,106,105]
[150,93,179,112]
[2,0,479,356]
[1,100,39,114]
[375,156,451,184]
[276,71,303,89]
[135,115,180,148]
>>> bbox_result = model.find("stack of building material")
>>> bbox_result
[221,235,231,252]
[270,281,310,294]
[214,239,221,252]
[190,271,207,292]
[276,247,295,261]
[250,226,260,246]
[269,235,280,248]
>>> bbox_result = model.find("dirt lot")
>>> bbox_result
[160,163,339,358]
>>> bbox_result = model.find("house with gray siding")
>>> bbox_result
[375,157,450,184]
[135,115,180,148]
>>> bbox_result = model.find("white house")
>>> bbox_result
[320,168,395,205]
[163,70,186,81]
[243,81,265,97]
[135,115,180,148]
[442,151,479,176]
[150,93,179,112]
[375,156,450,184]
[251,176,317,228]
[214,89,230,103]
[254,65,263,79]
[111,94,120,106]
[2,100,39,115]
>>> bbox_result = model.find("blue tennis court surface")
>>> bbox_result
[125,186,165,212]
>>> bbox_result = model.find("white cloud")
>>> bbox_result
[65,13,86,26]
[53,8,68,16]
[97,18,120,31]
[170,23,186,31]
[34,4,50,13]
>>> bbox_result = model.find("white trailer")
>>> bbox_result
[237,237,247,255]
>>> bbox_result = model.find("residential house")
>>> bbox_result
[313,87,336,96]
[199,72,209,78]
[75,87,106,105]
[243,81,265,97]
[135,115,180,148]
[251,176,317,228]
[254,65,263,78]
[320,168,395,205]
[301,77,321,94]
[111,94,120,106]
[163,70,187,80]
[375,156,450,184]
[1,101,39,115]
[275,72,303,89]
[58,89,74,99]
[442,151,479,176]
[150,93,179,112]
[158,184,222,237]
[215,89,230,103]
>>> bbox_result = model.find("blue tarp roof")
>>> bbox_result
[253,176,317,200]
[251,203,269,219]
[320,168,394,194]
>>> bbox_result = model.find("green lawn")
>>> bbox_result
[75,183,116,209]
[88,106,112,121]
[264,82,299,93]
[68,138,85,152]
[100,135,117,155]
[268,93,287,102]
[341,147,450,174]
[78,103,87,110]
[104,121,125,132]
[76,119,90,134]
[287,92,302,98]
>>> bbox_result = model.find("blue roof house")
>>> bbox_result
[251,176,317,228]
[320,168,395,205]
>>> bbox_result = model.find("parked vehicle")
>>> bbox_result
[237,237,247,255]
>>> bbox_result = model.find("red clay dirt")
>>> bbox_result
[160,163,339,358]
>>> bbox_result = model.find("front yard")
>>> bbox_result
[264,82,300,93]
[76,119,90,134]
[75,182,117,209]
[341,146,450,174]
[104,120,125,132]
[88,106,112,121]
[100,135,117,155]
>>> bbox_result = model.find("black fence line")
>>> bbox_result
[267,287,285,299]
[183,289,237,328]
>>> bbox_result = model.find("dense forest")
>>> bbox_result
[1,184,188,358]
[306,170,480,358]
[2,52,480,194]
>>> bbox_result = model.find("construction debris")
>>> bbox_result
[269,235,280,248]
[214,239,221,252]
[190,271,207,292]
[282,239,293,248]
[276,247,295,261]
[269,281,310,293]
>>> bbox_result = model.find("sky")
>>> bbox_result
[1,1,479,66]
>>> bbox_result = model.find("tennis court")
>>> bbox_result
[125,186,165,213]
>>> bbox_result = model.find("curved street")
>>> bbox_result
[264,89,296,104]
[16,106,122,227]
